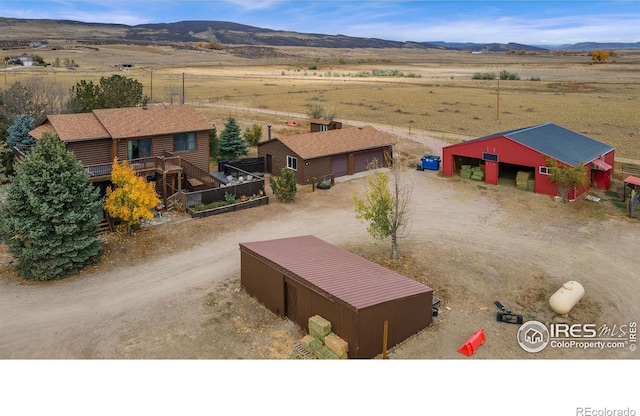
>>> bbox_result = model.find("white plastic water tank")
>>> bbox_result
[549,281,585,315]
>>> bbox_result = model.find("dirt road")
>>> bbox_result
[0,129,638,360]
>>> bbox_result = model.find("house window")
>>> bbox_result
[173,132,196,152]
[128,138,152,160]
[539,166,551,175]
[321,124,328,132]
[287,156,297,171]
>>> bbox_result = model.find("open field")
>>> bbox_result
[4,44,640,157]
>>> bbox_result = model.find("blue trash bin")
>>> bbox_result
[420,155,441,171]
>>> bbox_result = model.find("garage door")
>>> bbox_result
[355,149,384,173]
[331,154,349,177]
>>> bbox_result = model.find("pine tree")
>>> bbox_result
[0,139,10,183]
[218,117,248,161]
[104,157,160,235]
[269,167,297,203]
[0,132,103,281]
[6,115,36,149]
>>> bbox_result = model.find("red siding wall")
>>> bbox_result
[443,136,564,197]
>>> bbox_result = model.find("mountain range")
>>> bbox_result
[1,17,639,52]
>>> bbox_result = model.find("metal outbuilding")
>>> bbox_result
[441,123,615,199]
[239,235,434,358]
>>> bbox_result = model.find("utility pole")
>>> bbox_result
[182,72,185,104]
[150,69,153,102]
[496,77,500,120]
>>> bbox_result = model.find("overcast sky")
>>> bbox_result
[2,1,638,45]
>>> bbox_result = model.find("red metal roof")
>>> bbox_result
[591,159,612,171]
[239,235,432,310]
[624,176,640,187]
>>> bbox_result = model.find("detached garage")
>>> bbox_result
[258,126,395,185]
[442,123,615,200]
[239,235,433,358]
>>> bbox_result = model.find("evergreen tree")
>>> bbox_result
[269,167,297,203]
[0,139,10,183]
[0,132,102,281]
[218,117,248,161]
[68,74,149,113]
[209,128,219,161]
[6,115,36,149]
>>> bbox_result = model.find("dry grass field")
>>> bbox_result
[4,43,640,158]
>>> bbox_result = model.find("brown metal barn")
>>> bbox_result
[239,235,433,358]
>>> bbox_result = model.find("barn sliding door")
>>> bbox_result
[285,283,297,321]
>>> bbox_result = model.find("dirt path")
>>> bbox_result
[0,122,638,359]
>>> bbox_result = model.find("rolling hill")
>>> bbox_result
[1,17,638,52]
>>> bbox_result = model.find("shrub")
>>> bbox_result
[499,70,520,80]
[472,72,496,80]
[269,168,297,203]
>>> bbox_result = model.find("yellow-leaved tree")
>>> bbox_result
[104,157,160,234]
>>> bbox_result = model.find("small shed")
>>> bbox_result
[309,119,342,132]
[239,235,434,358]
[441,123,615,199]
[258,126,395,184]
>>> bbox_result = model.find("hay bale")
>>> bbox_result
[309,315,332,340]
[527,179,535,192]
[460,166,472,178]
[516,171,533,190]
[324,333,349,359]
[313,345,339,360]
[301,335,323,352]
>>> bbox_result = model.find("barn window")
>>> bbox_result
[539,166,551,175]
[173,132,196,152]
[287,156,298,171]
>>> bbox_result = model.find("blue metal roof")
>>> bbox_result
[466,123,614,166]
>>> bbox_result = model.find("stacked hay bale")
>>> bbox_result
[470,166,485,181]
[516,171,533,191]
[298,315,349,359]
[460,165,472,178]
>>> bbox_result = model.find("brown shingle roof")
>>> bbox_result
[32,113,110,142]
[29,104,213,142]
[264,126,395,160]
[92,105,212,139]
[239,235,432,310]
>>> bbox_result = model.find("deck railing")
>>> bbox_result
[84,156,183,178]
